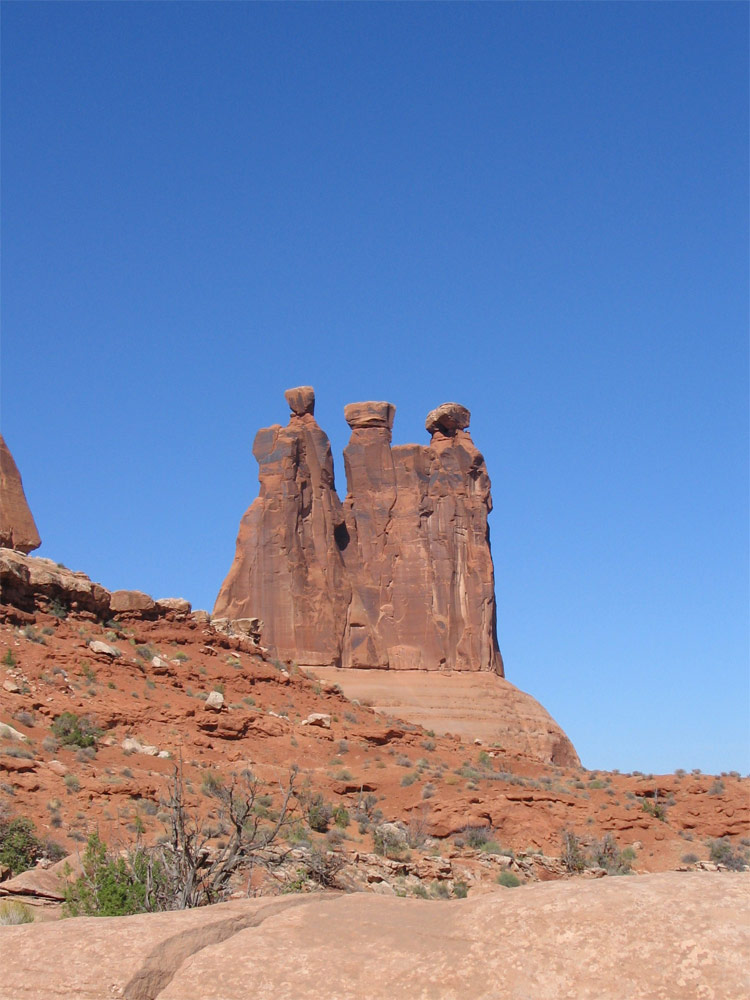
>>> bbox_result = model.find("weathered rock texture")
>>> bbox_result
[0,435,41,554]
[0,548,191,622]
[215,389,503,673]
[2,874,748,999]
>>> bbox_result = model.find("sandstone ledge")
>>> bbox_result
[1,873,747,999]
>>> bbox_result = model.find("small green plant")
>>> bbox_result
[51,712,99,749]
[48,598,69,620]
[641,798,668,821]
[333,805,350,829]
[497,871,521,887]
[453,881,468,898]
[2,649,16,667]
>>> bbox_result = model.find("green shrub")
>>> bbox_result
[333,805,350,829]
[51,712,99,749]
[497,871,521,887]
[307,794,333,833]
[0,816,43,875]
[2,649,16,667]
[63,833,162,917]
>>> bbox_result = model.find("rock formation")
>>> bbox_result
[0,435,41,554]
[213,387,351,665]
[214,388,502,673]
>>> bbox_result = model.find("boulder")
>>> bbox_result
[204,691,225,711]
[284,385,315,416]
[88,639,121,658]
[425,402,471,434]
[344,401,396,430]
[0,435,41,554]
[155,597,192,616]
[110,590,156,615]
[301,712,331,728]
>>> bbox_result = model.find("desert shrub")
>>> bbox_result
[497,871,521,887]
[453,881,468,898]
[709,838,748,871]
[401,772,417,787]
[561,830,586,873]
[431,879,450,899]
[681,853,699,864]
[0,901,34,924]
[463,826,492,849]
[588,834,633,874]
[333,805,350,829]
[1,649,16,667]
[708,780,725,796]
[373,824,409,859]
[641,798,668,821]
[47,598,68,620]
[64,774,81,793]
[51,712,99,749]
[307,795,333,833]
[0,815,43,875]
[63,833,157,917]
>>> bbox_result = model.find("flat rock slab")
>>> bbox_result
[1,874,747,1000]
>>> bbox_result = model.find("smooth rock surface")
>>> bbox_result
[310,667,580,766]
[1,874,747,999]
[0,436,41,554]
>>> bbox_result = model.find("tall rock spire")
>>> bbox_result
[0,435,41,554]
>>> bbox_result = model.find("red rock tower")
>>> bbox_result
[0,434,41,554]
[214,388,503,674]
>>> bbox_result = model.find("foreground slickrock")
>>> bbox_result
[1,874,747,1000]
[0,436,40,555]
[214,388,503,673]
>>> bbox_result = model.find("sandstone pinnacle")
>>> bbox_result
[0,434,41,554]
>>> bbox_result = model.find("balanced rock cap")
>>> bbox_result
[344,401,396,430]
[284,386,315,416]
[425,402,471,435]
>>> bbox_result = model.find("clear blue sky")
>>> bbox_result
[2,2,747,774]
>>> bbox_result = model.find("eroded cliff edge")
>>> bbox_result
[214,387,502,674]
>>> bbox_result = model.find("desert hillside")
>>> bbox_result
[1,549,747,921]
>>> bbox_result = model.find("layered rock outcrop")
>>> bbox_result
[0,435,41,554]
[214,388,502,673]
